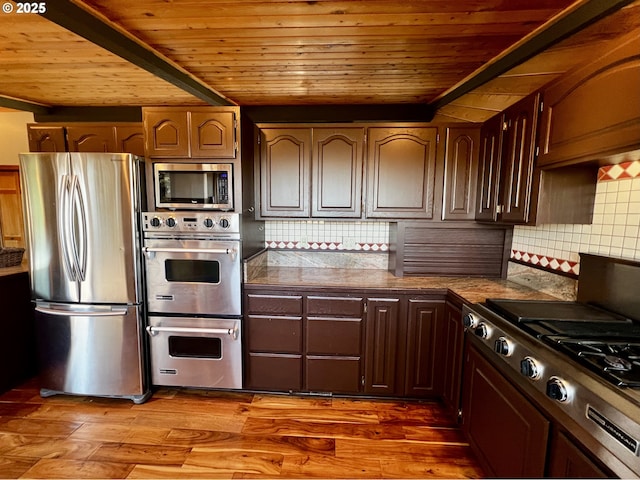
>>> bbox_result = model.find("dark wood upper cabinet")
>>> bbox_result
[258,128,311,218]
[143,109,190,157]
[475,114,503,222]
[366,127,437,219]
[27,125,67,152]
[143,107,239,159]
[499,93,540,224]
[114,126,145,157]
[189,111,237,158]
[442,126,480,221]
[66,125,115,152]
[312,127,364,218]
[538,29,640,167]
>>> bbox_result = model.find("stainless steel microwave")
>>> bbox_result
[154,162,233,211]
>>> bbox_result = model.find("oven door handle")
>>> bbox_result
[143,246,237,259]
[146,325,239,340]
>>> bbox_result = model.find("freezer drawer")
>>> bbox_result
[34,302,150,403]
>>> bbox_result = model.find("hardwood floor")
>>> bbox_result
[0,380,484,478]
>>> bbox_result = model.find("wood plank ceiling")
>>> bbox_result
[0,0,638,122]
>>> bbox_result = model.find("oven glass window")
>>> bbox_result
[158,170,229,205]
[168,336,222,359]
[165,259,220,283]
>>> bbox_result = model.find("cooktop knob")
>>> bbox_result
[219,217,230,229]
[166,217,177,228]
[520,357,540,379]
[463,313,478,329]
[203,218,214,228]
[494,336,513,356]
[546,377,568,402]
[149,217,162,228]
[474,323,489,339]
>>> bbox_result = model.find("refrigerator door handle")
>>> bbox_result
[35,305,129,317]
[59,174,77,281]
[69,174,88,281]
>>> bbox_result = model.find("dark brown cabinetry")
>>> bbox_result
[366,127,437,219]
[442,127,480,221]
[257,126,364,218]
[546,430,609,478]
[143,107,238,159]
[439,301,464,418]
[538,29,640,167]
[27,123,145,156]
[475,114,503,222]
[363,297,401,395]
[462,342,549,477]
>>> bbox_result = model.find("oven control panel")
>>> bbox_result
[142,212,239,234]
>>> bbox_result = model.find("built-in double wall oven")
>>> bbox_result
[142,211,242,390]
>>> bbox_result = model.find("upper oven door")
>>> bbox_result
[154,163,233,211]
[144,238,241,316]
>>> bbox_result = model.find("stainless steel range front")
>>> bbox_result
[142,211,242,389]
[463,254,640,478]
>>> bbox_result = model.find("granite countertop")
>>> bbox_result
[0,261,28,278]
[246,265,557,304]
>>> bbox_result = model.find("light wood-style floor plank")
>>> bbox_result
[0,381,483,479]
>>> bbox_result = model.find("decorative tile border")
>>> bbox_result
[598,160,640,181]
[266,240,389,252]
[510,249,579,277]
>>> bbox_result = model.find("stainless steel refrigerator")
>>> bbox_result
[19,152,150,404]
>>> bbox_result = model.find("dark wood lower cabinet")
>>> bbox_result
[246,353,302,391]
[363,297,401,396]
[439,301,464,418]
[547,430,610,478]
[462,341,549,477]
[404,299,442,397]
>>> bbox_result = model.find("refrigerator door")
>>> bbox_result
[20,153,80,303]
[69,153,144,305]
[34,302,150,403]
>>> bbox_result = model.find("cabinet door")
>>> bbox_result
[144,110,190,157]
[366,127,437,219]
[312,127,364,218]
[26,125,67,152]
[499,94,540,224]
[115,125,145,157]
[190,111,237,158]
[547,430,609,478]
[440,302,464,418]
[0,169,25,248]
[538,30,640,167]
[462,342,549,477]
[364,297,401,395]
[66,126,116,152]
[475,114,503,222]
[442,127,480,221]
[404,300,442,397]
[259,128,311,217]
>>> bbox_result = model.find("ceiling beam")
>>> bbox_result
[0,96,50,115]
[40,0,234,107]
[430,0,635,111]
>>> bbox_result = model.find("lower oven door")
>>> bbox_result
[146,316,242,389]
[144,238,241,316]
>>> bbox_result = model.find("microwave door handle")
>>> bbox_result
[146,325,239,340]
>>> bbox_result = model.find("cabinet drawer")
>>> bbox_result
[247,315,302,353]
[306,317,362,356]
[307,296,363,317]
[305,356,361,393]
[246,294,303,315]
[247,353,302,391]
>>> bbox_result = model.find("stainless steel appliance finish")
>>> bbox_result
[142,212,241,316]
[19,152,150,404]
[142,211,243,389]
[146,316,242,389]
[463,254,640,478]
[154,162,233,211]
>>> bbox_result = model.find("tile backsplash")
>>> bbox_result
[512,159,640,276]
[265,220,389,251]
